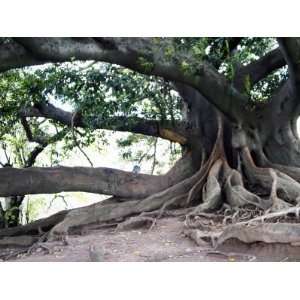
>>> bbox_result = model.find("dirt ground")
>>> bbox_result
[2,213,300,262]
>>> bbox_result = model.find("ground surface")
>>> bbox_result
[2,213,300,262]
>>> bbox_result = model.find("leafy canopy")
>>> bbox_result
[0,38,288,168]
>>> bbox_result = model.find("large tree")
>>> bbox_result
[0,37,300,243]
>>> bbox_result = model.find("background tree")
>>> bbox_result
[0,37,299,242]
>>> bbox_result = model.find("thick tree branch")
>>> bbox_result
[0,166,157,197]
[261,81,295,129]
[1,37,249,122]
[0,41,41,72]
[234,48,286,92]
[0,153,194,198]
[25,146,45,168]
[22,102,188,144]
[278,38,300,88]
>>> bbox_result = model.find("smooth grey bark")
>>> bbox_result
[1,37,300,219]
[278,38,300,88]
[0,152,195,198]
[251,80,300,166]
[3,38,300,241]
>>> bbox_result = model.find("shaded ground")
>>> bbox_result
[2,213,300,262]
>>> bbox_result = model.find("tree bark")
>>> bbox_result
[2,38,300,246]
[0,153,195,198]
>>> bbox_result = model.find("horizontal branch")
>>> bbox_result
[22,102,188,144]
[0,41,41,72]
[0,151,195,198]
[1,37,249,122]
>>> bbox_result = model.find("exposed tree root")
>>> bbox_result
[140,207,195,219]
[241,147,300,205]
[116,216,155,231]
[190,159,223,214]
[215,223,300,247]
[0,170,198,246]
[182,229,212,246]
[0,170,199,242]
[259,150,300,183]
[268,169,292,212]
[0,209,68,238]
[243,206,300,224]
[0,235,38,247]
[186,113,224,207]
[2,123,300,251]
[224,166,271,210]
[184,217,300,248]
[155,193,189,219]
[181,142,300,248]
[221,206,264,225]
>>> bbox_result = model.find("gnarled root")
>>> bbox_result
[215,223,300,247]
[224,166,271,210]
[182,229,214,246]
[190,159,223,214]
[241,147,300,205]
[44,169,201,239]
[4,126,300,252]
[183,145,300,248]
[116,216,156,231]
[268,169,292,212]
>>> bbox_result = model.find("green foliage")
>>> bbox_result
[137,56,154,72]
[4,207,19,226]
[211,38,276,80]
[244,75,252,95]
[250,66,288,103]
[180,60,192,74]
[24,196,46,224]
[0,38,288,172]
[0,37,291,224]
[117,134,181,174]
[0,57,184,169]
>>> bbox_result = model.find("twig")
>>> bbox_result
[71,111,94,167]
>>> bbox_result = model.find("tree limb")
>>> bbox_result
[22,102,188,144]
[234,47,286,92]
[0,165,185,198]
[277,38,300,88]
[25,145,45,168]
[2,37,249,122]
[0,41,41,72]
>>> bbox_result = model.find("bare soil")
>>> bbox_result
[2,213,300,262]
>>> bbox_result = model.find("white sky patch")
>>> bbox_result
[48,94,74,112]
